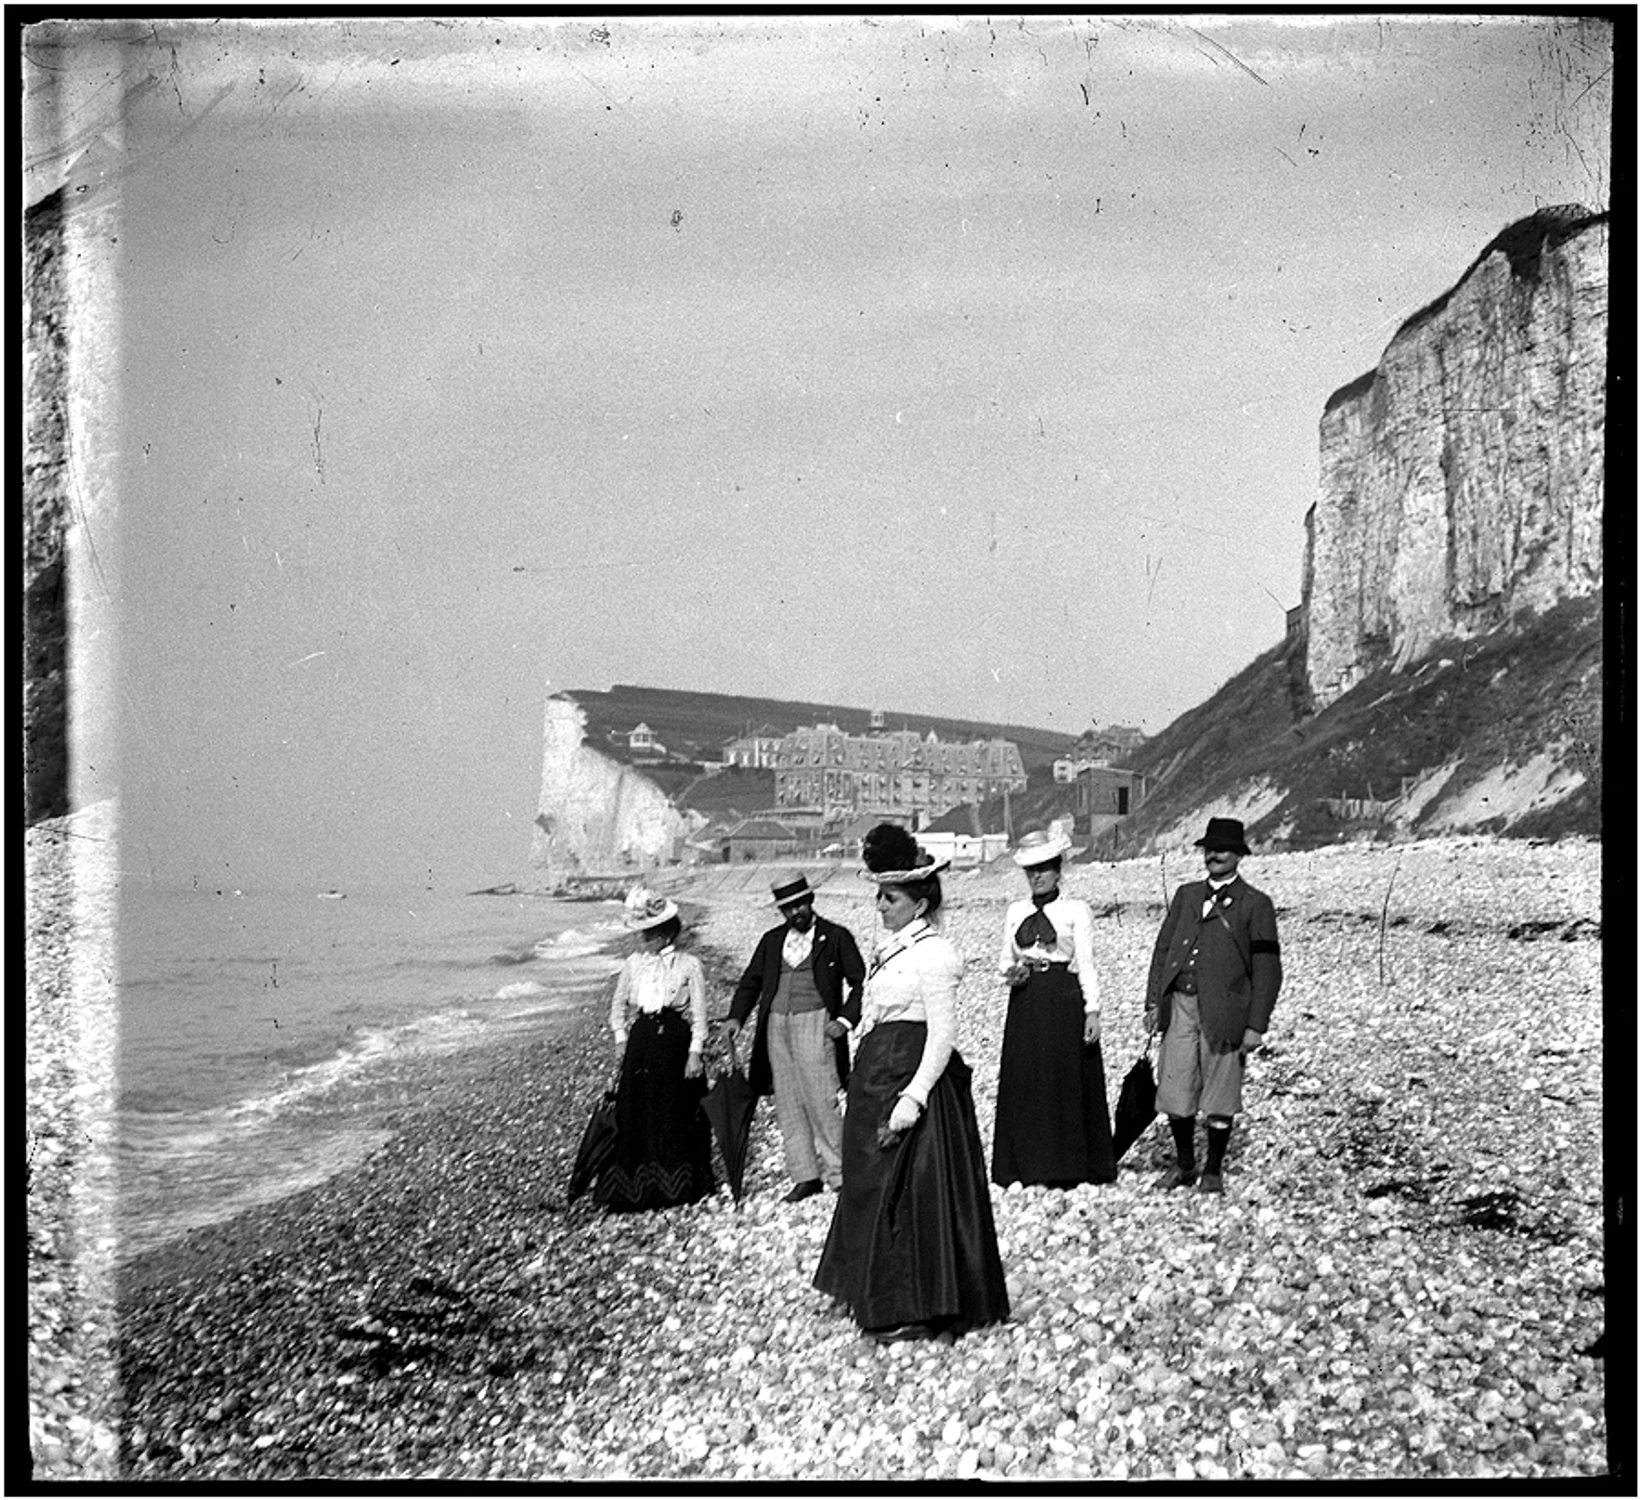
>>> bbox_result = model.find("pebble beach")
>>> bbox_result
[32,831,1608,1482]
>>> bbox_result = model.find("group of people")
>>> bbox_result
[585,816,1282,1345]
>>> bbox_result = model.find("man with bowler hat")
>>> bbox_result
[1145,817,1282,1193]
[725,874,866,1202]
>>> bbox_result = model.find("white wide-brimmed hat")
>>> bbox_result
[623,886,679,931]
[861,853,953,886]
[1011,829,1072,867]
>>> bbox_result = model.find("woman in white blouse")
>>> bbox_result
[991,829,1116,1188]
[813,825,1009,1344]
[593,887,714,1212]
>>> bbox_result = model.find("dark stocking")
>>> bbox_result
[1205,1120,1232,1174]
[1168,1114,1196,1172]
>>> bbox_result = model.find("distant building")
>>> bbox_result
[1074,765,1147,820]
[772,723,1026,824]
[1053,724,1147,782]
[627,722,664,756]
[718,816,806,862]
[914,830,1011,869]
[721,726,784,768]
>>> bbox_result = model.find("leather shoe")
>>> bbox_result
[1198,1172,1224,1194]
[868,1322,935,1344]
[782,1180,823,1203]
[1160,1166,1199,1190]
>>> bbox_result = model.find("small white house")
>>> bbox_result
[913,830,1011,869]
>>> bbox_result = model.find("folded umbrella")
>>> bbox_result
[1111,1040,1159,1164]
[700,1063,758,1207]
[566,1087,619,1203]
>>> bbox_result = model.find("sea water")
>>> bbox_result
[115,885,628,1262]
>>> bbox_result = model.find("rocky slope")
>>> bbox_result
[1304,207,1606,707]
[1110,593,1600,855]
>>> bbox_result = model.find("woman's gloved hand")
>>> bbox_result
[888,1094,922,1133]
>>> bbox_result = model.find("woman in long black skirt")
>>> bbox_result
[594,888,714,1212]
[814,825,1009,1344]
[990,829,1116,1189]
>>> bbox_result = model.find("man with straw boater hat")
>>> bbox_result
[725,873,866,1202]
[1145,817,1283,1194]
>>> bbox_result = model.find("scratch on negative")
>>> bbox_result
[1185,26,1270,87]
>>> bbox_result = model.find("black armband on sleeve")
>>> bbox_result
[1250,939,1281,956]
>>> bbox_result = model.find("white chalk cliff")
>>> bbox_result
[530,695,688,884]
[1303,207,1607,707]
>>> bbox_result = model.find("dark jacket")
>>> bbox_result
[1145,875,1282,1050]
[727,915,865,1097]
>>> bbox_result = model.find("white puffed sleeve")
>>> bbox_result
[899,938,962,1108]
[610,956,635,1045]
[997,900,1027,977]
[1070,900,1100,1015]
[684,954,708,1054]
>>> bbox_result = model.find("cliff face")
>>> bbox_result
[530,695,689,883]
[1305,208,1607,706]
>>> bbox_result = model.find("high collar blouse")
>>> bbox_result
[609,943,708,1053]
[860,917,961,1108]
[998,893,1101,1015]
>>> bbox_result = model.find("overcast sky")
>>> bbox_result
[28,15,1612,891]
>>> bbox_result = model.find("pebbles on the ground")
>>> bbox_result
[35,834,1605,1481]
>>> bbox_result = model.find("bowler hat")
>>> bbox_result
[771,874,815,908]
[1194,817,1250,855]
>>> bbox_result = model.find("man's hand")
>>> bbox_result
[887,1095,921,1132]
[1239,1028,1265,1058]
[1082,1013,1101,1045]
[684,1051,705,1080]
[824,1017,846,1040]
[1143,1006,1160,1036]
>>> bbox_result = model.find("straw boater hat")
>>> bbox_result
[623,886,679,931]
[770,874,816,908]
[1011,828,1072,868]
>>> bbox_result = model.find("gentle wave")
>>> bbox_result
[534,922,623,960]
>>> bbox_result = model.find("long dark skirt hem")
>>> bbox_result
[593,1009,714,1212]
[991,965,1117,1188]
[814,1021,1009,1335]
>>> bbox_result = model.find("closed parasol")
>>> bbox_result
[1111,1039,1160,1164]
[700,1063,758,1206]
[566,1087,619,1203]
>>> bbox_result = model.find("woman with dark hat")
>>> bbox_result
[594,886,715,1212]
[991,828,1116,1188]
[813,824,1009,1344]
